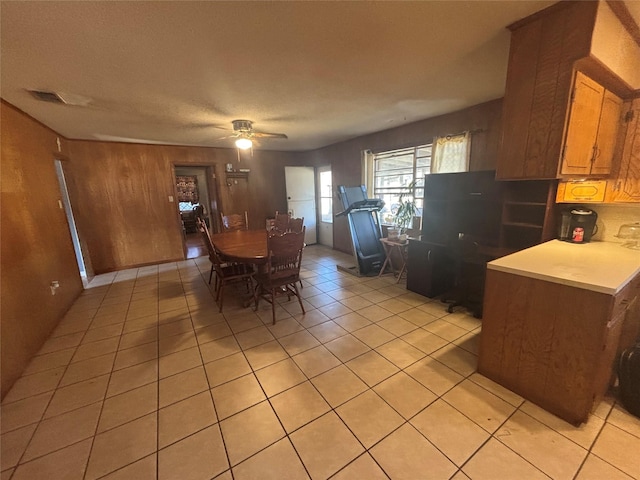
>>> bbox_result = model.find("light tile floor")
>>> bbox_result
[2,245,639,480]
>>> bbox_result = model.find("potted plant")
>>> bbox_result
[393,180,418,240]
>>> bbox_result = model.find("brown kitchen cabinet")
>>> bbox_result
[560,72,623,176]
[479,267,640,425]
[496,2,598,180]
[607,97,640,203]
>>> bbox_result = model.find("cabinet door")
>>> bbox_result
[495,3,598,180]
[406,241,453,298]
[618,276,640,353]
[610,98,640,202]
[591,90,623,175]
[561,72,604,175]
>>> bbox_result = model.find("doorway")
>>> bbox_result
[54,159,89,279]
[174,165,216,259]
[317,166,333,247]
[284,166,317,245]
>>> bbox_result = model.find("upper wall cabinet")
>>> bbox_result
[496,1,639,181]
[560,71,623,176]
[496,2,598,180]
[607,97,640,202]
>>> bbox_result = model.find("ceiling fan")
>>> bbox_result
[218,119,288,150]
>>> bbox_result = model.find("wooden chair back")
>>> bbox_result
[266,228,306,283]
[197,218,223,268]
[220,211,248,232]
[289,217,304,233]
[273,211,290,233]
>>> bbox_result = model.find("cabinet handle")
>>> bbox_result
[427,250,431,263]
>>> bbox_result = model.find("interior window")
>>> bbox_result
[372,145,431,225]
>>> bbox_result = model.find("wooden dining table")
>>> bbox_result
[209,229,269,265]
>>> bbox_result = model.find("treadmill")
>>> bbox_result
[336,185,386,276]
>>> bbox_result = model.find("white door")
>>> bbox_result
[285,166,317,245]
[317,166,333,247]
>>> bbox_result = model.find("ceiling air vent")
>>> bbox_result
[27,89,66,104]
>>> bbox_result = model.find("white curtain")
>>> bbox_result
[361,149,375,194]
[431,132,470,174]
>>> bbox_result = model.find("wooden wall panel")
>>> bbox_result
[301,99,504,254]
[0,98,502,396]
[497,20,542,179]
[1,102,84,398]
[67,141,297,273]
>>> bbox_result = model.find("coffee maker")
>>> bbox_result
[558,207,598,243]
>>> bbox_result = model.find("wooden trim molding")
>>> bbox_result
[607,0,640,49]
[507,1,593,31]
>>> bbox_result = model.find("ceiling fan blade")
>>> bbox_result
[213,134,237,141]
[252,132,288,139]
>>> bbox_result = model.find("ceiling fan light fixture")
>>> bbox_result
[235,137,252,150]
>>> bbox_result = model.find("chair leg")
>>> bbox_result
[292,283,305,315]
[208,265,214,284]
[217,283,224,312]
[270,287,276,325]
[253,284,261,310]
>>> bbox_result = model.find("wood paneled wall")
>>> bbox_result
[0,97,501,397]
[66,141,298,273]
[1,102,84,398]
[300,99,504,254]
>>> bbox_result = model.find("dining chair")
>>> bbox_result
[273,211,290,233]
[220,211,249,232]
[285,217,305,288]
[289,217,304,233]
[253,228,306,324]
[197,219,254,312]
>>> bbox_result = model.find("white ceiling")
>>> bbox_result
[1,0,604,152]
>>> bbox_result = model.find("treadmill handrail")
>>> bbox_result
[335,199,384,217]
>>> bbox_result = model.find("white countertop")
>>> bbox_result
[488,240,640,295]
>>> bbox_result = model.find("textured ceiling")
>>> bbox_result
[1,0,576,151]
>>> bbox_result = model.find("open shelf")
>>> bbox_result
[502,222,544,229]
[499,180,558,251]
[504,201,547,206]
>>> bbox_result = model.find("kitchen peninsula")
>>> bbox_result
[478,240,640,425]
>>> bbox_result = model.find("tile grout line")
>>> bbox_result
[81,270,137,480]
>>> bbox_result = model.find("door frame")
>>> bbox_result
[316,165,333,248]
[54,157,94,281]
[285,166,318,245]
[171,164,220,258]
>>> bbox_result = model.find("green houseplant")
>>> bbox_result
[394,180,418,233]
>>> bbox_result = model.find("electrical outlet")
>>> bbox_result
[168,196,174,202]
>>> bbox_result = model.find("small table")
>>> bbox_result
[378,238,409,283]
